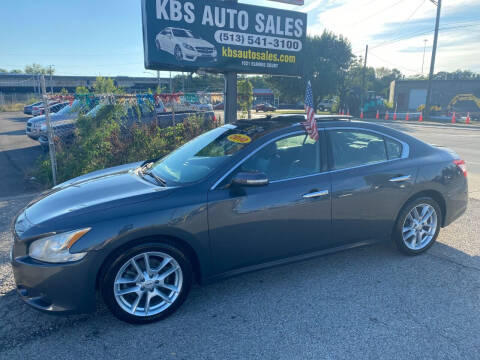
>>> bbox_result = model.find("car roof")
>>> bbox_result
[233,114,354,130]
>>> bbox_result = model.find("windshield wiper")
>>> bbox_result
[139,162,167,187]
[144,170,167,187]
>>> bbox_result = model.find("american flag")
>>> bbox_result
[304,81,318,141]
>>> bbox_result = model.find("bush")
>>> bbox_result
[35,104,216,186]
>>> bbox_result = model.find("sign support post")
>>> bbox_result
[224,72,237,124]
[40,75,58,186]
[221,0,238,124]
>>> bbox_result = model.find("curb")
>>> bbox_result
[361,118,480,130]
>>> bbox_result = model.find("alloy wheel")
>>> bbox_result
[175,47,183,61]
[113,251,183,317]
[402,204,438,250]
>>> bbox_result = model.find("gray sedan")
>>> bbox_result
[11,115,468,323]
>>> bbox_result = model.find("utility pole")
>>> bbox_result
[221,0,238,124]
[421,39,428,74]
[424,0,442,120]
[40,75,57,186]
[157,70,160,91]
[48,65,54,94]
[360,44,369,113]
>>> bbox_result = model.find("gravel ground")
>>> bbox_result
[0,194,478,359]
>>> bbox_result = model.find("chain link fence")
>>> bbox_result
[33,92,222,186]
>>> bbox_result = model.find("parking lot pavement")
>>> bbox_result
[0,195,479,359]
[0,115,479,359]
[0,112,42,198]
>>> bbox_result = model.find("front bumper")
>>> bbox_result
[11,239,99,314]
[183,48,217,62]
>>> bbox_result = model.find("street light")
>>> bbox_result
[143,70,161,91]
[424,0,442,120]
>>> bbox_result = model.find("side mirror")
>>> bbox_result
[231,172,269,187]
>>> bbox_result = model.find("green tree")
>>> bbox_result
[0,68,7,73]
[237,79,253,119]
[266,31,354,107]
[60,88,69,95]
[24,63,54,75]
[10,69,23,74]
[92,76,120,94]
[75,86,89,95]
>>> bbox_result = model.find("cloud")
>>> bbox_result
[300,0,480,74]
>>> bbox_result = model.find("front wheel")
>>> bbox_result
[174,46,183,61]
[101,242,192,324]
[393,197,442,255]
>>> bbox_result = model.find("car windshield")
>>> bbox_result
[172,29,193,38]
[55,100,82,116]
[150,124,267,185]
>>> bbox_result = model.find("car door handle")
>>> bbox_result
[303,190,329,199]
[389,175,412,183]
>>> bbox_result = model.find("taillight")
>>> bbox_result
[454,159,467,177]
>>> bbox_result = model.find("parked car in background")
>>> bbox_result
[318,99,337,112]
[38,103,106,150]
[192,103,213,112]
[26,101,87,140]
[156,27,217,62]
[24,101,43,115]
[11,115,467,324]
[255,103,277,112]
[38,103,216,150]
[31,101,66,116]
[32,101,68,116]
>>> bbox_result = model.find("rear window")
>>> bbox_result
[385,137,403,160]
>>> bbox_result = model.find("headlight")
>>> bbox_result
[29,228,91,263]
[183,43,195,51]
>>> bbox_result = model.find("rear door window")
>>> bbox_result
[385,137,403,160]
[328,130,387,170]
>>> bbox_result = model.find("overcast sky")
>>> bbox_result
[0,0,478,77]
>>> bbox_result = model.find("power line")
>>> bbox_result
[369,22,480,51]
[352,0,406,26]
[368,50,420,73]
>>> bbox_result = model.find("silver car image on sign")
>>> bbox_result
[155,27,217,62]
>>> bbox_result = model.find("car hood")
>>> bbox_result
[182,37,214,48]
[28,111,78,125]
[22,162,174,231]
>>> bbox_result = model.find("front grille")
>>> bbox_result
[196,47,214,54]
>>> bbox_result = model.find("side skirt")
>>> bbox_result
[203,239,382,284]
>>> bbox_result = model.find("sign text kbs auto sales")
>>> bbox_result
[141,0,307,75]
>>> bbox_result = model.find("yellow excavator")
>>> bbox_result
[447,94,480,120]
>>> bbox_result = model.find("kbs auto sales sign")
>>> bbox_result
[141,0,307,75]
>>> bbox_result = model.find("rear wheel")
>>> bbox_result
[393,197,441,255]
[101,242,192,324]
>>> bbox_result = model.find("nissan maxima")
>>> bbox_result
[11,115,468,323]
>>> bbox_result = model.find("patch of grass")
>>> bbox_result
[0,103,25,112]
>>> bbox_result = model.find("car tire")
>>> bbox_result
[101,242,193,324]
[174,46,183,61]
[393,197,442,256]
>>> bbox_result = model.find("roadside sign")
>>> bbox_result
[267,0,305,5]
[141,0,307,75]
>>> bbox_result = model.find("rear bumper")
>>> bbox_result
[443,178,468,227]
[11,244,99,314]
